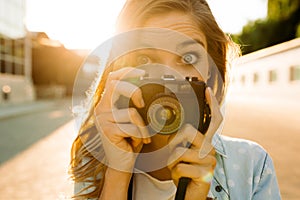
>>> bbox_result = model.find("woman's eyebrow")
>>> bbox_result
[177,39,205,49]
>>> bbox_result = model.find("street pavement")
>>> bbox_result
[0,98,73,164]
[0,95,299,199]
[223,95,300,200]
[0,98,76,199]
[0,120,76,199]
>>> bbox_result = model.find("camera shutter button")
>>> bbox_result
[185,77,198,81]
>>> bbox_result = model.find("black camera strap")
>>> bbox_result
[174,177,191,200]
[127,175,134,200]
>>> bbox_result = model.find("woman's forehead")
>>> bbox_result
[136,31,205,52]
[110,27,206,60]
[141,11,207,49]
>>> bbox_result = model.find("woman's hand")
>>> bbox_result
[94,67,151,172]
[167,87,223,200]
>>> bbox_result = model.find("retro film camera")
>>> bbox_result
[116,72,211,135]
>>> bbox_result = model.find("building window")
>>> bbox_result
[4,61,13,74]
[269,70,277,83]
[253,73,259,84]
[14,39,24,58]
[0,37,4,54]
[0,60,5,73]
[241,75,245,85]
[0,37,25,75]
[4,39,12,55]
[290,65,300,81]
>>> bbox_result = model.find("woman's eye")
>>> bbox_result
[181,53,198,65]
[136,55,151,65]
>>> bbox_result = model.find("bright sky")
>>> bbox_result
[25,0,267,49]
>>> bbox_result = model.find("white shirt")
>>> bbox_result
[133,169,176,200]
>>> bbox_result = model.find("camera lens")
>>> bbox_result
[155,106,175,124]
[146,95,184,134]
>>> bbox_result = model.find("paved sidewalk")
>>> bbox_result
[0,120,77,200]
[0,99,61,120]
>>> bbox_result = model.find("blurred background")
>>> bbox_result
[0,0,299,199]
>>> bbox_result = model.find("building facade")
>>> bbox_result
[0,0,34,104]
[230,38,300,101]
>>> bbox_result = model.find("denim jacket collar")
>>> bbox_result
[212,133,227,158]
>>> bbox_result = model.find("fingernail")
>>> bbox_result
[144,138,151,144]
[139,98,145,107]
[208,87,213,93]
[199,141,212,158]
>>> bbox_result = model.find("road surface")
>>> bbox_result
[0,99,73,163]
[223,95,300,200]
[0,98,75,199]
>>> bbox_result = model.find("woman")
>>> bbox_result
[69,0,281,199]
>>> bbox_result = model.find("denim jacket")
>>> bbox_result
[208,134,281,199]
[74,134,281,199]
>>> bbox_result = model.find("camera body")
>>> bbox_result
[116,73,211,135]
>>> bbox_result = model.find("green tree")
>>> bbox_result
[233,0,300,54]
[268,0,299,20]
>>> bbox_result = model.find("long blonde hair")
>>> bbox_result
[69,0,239,199]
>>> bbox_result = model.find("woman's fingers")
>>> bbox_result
[97,121,144,150]
[98,123,140,172]
[97,67,146,111]
[92,67,148,172]
[167,147,216,187]
[171,163,215,186]
[98,80,144,110]
[168,124,203,151]
[197,87,223,158]
[167,147,216,171]
[96,108,151,144]
[168,88,223,160]
[205,87,223,140]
